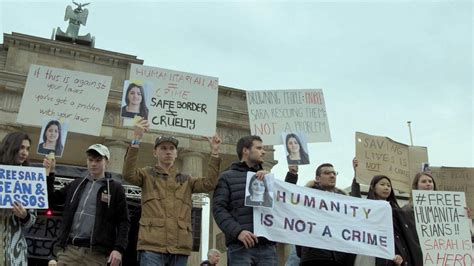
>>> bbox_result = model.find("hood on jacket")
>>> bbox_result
[227,161,263,172]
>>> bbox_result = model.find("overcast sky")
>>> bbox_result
[1,0,472,258]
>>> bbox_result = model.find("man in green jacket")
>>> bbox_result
[122,118,221,266]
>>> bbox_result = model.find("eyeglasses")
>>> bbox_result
[322,171,338,176]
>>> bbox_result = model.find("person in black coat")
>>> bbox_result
[212,135,277,265]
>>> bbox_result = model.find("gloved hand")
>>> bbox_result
[176,173,190,184]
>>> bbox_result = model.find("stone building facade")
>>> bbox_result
[0,32,291,265]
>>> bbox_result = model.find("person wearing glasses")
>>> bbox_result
[296,163,356,266]
[122,118,221,266]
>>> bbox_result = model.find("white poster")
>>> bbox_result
[254,179,395,259]
[129,64,218,136]
[17,64,112,136]
[0,165,48,209]
[246,89,331,145]
[412,190,473,266]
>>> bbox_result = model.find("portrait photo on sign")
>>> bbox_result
[282,132,310,165]
[37,118,69,157]
[244,172,274,208]
[120,80,150,121]
[421,162,431,172]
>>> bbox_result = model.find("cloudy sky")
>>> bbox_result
[1,0,472,258]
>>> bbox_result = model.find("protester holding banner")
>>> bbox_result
[212,135,279,265]
[285,133,309,165]
[295,163,356,266]
[121,82,149,119]
[44,144,130,266]
[38,119,64,156]
[0,131,37,266]
[123,118,221,266]
[353,158,419,265]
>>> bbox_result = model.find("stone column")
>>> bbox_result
[0,125,18,141]
[180,151,206,177]
[104,140,129,176]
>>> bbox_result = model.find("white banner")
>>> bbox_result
[0,165,48,209]
[246,89,331,145]
[412,191,473,266]
[254,179,395,259]
[129,64,218,136]
[17,64,112,136]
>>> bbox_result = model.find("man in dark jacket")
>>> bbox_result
[296,163,356,266]
[212,135,277,265]
[44,144,130,266]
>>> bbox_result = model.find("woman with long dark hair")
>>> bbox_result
[285,133,309,165]
[121,83,149,119]
[0,132,37,266]
[38,120,64,156]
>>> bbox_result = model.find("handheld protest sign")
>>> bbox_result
[244,172,275,209]
[129,64,218,136]
[253,179,395,259]
[281,132,310,166]
[17,64,112,136]
[0,165,48,209]
[413,190,473,265]
[37,118,69,157]
[430,167,474,218]
[121,80,151,127]
[247,89,331,145]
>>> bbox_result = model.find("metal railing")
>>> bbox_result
[53,177,209,207]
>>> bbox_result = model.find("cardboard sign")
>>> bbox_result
[129,64,218,136]
[413,191,473,266]
[430,167,474,218]
[17,64,112,136]
[254,179,395,260]
[355,132,410,192]
[246,89,331,145]
[0,165,48,209]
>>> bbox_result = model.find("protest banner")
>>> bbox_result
[129,64,218,136]
[355,132,411,192]
[430,167,474,218]
[0,165,48,209]
[246,89,331,145]
[254,178,395,259]
[25,215,61,259]
[412,190,473,266]
[17,64,112,136]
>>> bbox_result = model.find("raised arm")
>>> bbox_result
[43,155,67,206]
[122,118,150,187]
[350,157,361,197]
[190,134,222,193]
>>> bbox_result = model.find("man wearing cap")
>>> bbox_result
[122,118,221,266]
[44,144,130,266]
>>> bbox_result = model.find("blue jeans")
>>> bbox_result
[227,243,277,266]
[139,251,188,266]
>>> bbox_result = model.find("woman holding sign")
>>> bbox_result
[121,82,149,119]
[38,119,64,156]
[0,132,37,266]
[352,158,420,266]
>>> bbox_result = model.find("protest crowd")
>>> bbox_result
[0,11,472,265]
[0,118,472,266]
